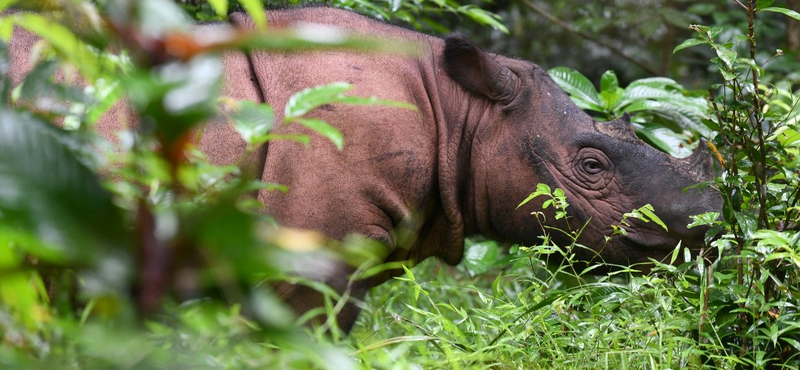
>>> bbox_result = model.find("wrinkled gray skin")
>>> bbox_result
[8,7,721,331]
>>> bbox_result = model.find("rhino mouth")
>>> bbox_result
[620,233,688,252]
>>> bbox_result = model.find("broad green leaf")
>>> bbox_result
[600,70,619,93]
[18,60,93,116]
[138,0,191,37]
[0,0,16,13]
[761,7,800,22]
[207,0,228,17]
[737,57,764,77]
[460,6,508,34]
[127,56,222,144]
[601,90,622,111]
[231,100,275,147]
[734,211,758,240]
[631,123,690,157]
[463,240,500,276]
[336,95,417,110]
[285,82,415,120]
[548,67,603,111]
[239,0,267,29]
[688,212,722,228]
[626,77,682,89]
[0,108,129,263]
[0,13,14,42]
[625,100,708,134]
[673,37,706,54]
[285,82,352,119]
[756,0,776,10]
[293,118,344,150]
[715,45,737,68]
[12,13,102,81]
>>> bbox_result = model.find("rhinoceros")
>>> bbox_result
[8,7,721,331]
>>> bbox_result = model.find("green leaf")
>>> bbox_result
[460,6,508,34]
[0,244,46,328]
[517,183,552,209]
[0,0,16,14]
[673,37,706,54]
[292,118,344,150]
[462,240,500,276]
[600,70,619,93]
[206,0,228,17]
[11,13,102,81]
[635,123,696,156]
[548,67,603,111]
[285,82,353,119]
[231,100,274,147]
[756,0,776,10]
[761,7,800,22]
[336,95,417,110]
[0,108,129,263]
[715,45,737,68]
[737,57,764,76]
[238,0,267,29]
[18,59,93,116]
[285,82,415,120]
[638,204,668,231]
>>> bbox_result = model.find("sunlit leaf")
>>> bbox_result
[548,67,603,111]
[206,0,228,17]
[238,0,267,29]
[293,118,344,150]
[11,13,103,80]
[460,6,509,34]
[517,183,552,209]
[230,100,274,147]
[285,82,415,122]
[756,0,776,10]
[638,204,668,231]
[761,7,800,22]
[285,82,352,119]
[600,70,619,93]
[463,240,500,276]
[673,37,706,54]
[0,0,16,13]
[714,46,737,68]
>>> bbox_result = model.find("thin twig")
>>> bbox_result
[520,0,660,76]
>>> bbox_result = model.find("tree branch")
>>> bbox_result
[521,0,661,76]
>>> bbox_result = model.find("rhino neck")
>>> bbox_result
[430,71,500,261]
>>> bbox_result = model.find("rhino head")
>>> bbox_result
[443,35,722,267]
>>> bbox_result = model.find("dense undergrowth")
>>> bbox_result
[0,0,799,369]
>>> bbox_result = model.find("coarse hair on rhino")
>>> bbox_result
[7,6,722,332]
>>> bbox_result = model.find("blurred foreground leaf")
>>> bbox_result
[0,108,129,263]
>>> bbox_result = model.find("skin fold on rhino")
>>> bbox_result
[8,7,722,332]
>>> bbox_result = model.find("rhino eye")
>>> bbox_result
[582,158,604,174]
[573,148,614,189]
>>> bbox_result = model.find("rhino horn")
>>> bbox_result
[594,113,639,142]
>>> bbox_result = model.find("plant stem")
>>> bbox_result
[747,0,770,230]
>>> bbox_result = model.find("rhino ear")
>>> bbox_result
[594,113,639,142]
[443,35,519,105]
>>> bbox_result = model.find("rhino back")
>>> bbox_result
[239,9,447,262]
